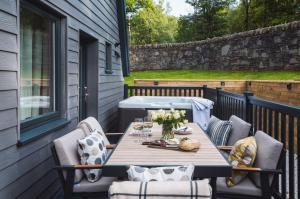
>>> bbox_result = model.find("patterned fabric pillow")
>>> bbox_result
[127,164,194,182]
[206,116,232,145]
[78,131,108,182]
[226,136,257,187]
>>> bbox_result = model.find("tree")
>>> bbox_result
[127,0,178,45]
[177,0,233,42]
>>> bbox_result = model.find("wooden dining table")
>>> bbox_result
[104,122,232,198]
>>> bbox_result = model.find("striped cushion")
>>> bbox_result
[207,116,232,145]
[109,180,212,199]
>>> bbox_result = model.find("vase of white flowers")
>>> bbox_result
[151,109,188,140]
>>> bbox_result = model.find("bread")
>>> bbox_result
[179,138,200,151]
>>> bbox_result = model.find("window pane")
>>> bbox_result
[20,7,55,121]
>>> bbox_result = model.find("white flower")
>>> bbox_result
[174,112,180,119]
[183,119,188,124]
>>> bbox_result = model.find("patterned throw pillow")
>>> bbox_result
[226,136,257,187]
[127,164,194,182]
[206,116,232,145]
[78,131,108,182]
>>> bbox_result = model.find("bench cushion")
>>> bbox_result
[74,177,116,193]
[217,177,261,196]
[227,115,251,145]
[250,131,283,187]
[78,117,110,145]
[54,128,86,183]
[109,180,211,199]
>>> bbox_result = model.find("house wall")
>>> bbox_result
[0,0,124,198]
[130,21,300,71]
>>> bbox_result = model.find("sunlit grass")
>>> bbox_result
[124,70,300,85]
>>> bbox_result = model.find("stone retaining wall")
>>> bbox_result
[134,79,300,106]
[130,21,300,71]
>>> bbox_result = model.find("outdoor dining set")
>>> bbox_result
[52,101,284,199]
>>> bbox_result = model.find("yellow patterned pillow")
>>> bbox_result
[226,136,257,187]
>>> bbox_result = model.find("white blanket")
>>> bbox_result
[109,180,212,199]
[192,98,214,130]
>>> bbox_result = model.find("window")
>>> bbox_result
[20,2,61,133]
[105,42,113,74]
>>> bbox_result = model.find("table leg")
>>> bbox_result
[210,177,217,199]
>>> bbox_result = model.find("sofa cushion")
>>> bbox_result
[78,117,110,145]
[250,131,283,187]
[226,136,257,187]
[217,177,261,196]
[73,177,116,193]
[53,128,86,183]
[227,115,251,145]
[207,116,232,146]
[127,165,194,182]
[78,131,108,182]
[109,180,211,199]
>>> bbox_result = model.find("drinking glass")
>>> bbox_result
[133,118,143,143]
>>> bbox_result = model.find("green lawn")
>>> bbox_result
[125,70,300,85]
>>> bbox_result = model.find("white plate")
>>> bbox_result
[173,127,192,135]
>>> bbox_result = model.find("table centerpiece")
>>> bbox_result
[151,109,188,140]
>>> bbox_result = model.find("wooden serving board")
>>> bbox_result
[147,144,199,152]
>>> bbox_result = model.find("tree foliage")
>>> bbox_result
[127,0,178,45]
[126,0,300,44]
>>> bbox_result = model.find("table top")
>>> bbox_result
[104,123,231,178]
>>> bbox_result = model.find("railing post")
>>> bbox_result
[243,91,254,123]
[216,87,222,118]
[124,84,128,99]
[203,85,207,98]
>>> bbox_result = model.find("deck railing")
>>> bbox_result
[124,84,300,199]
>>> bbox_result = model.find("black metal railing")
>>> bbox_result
[124,84,300,199]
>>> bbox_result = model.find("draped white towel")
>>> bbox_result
[192,98,214,130]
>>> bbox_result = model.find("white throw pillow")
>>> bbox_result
[127,164,194,182]
[78,131,108,182]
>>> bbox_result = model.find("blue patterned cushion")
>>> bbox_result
[207,116,232,145]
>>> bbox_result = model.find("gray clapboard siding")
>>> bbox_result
[0,51,18,71]
[67,38,79,52]
[72,0,118,30]
[0,71,17,90]
[68,26,79,41]
[68,62,79,74]
[0,109,17,131]
[68,51,79,63]
[65,0,119,39]
[0,127,17,151]
[88,0,118,25]
[36,178,61,199]
[0,10,17,34]
[0,31,17,52]
[0,0,17,16]
[68,85,79,97]
[68,73,78,86]
[0,90,17,110]
[68,96,78,109]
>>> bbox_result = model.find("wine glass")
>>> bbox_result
[133,118,143,143]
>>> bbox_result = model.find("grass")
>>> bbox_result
[124,70,300,85]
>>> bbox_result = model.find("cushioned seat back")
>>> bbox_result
[53,128,86,183]
[250,131,283,187]
[77,117,110,145]
[227,115,251,145]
